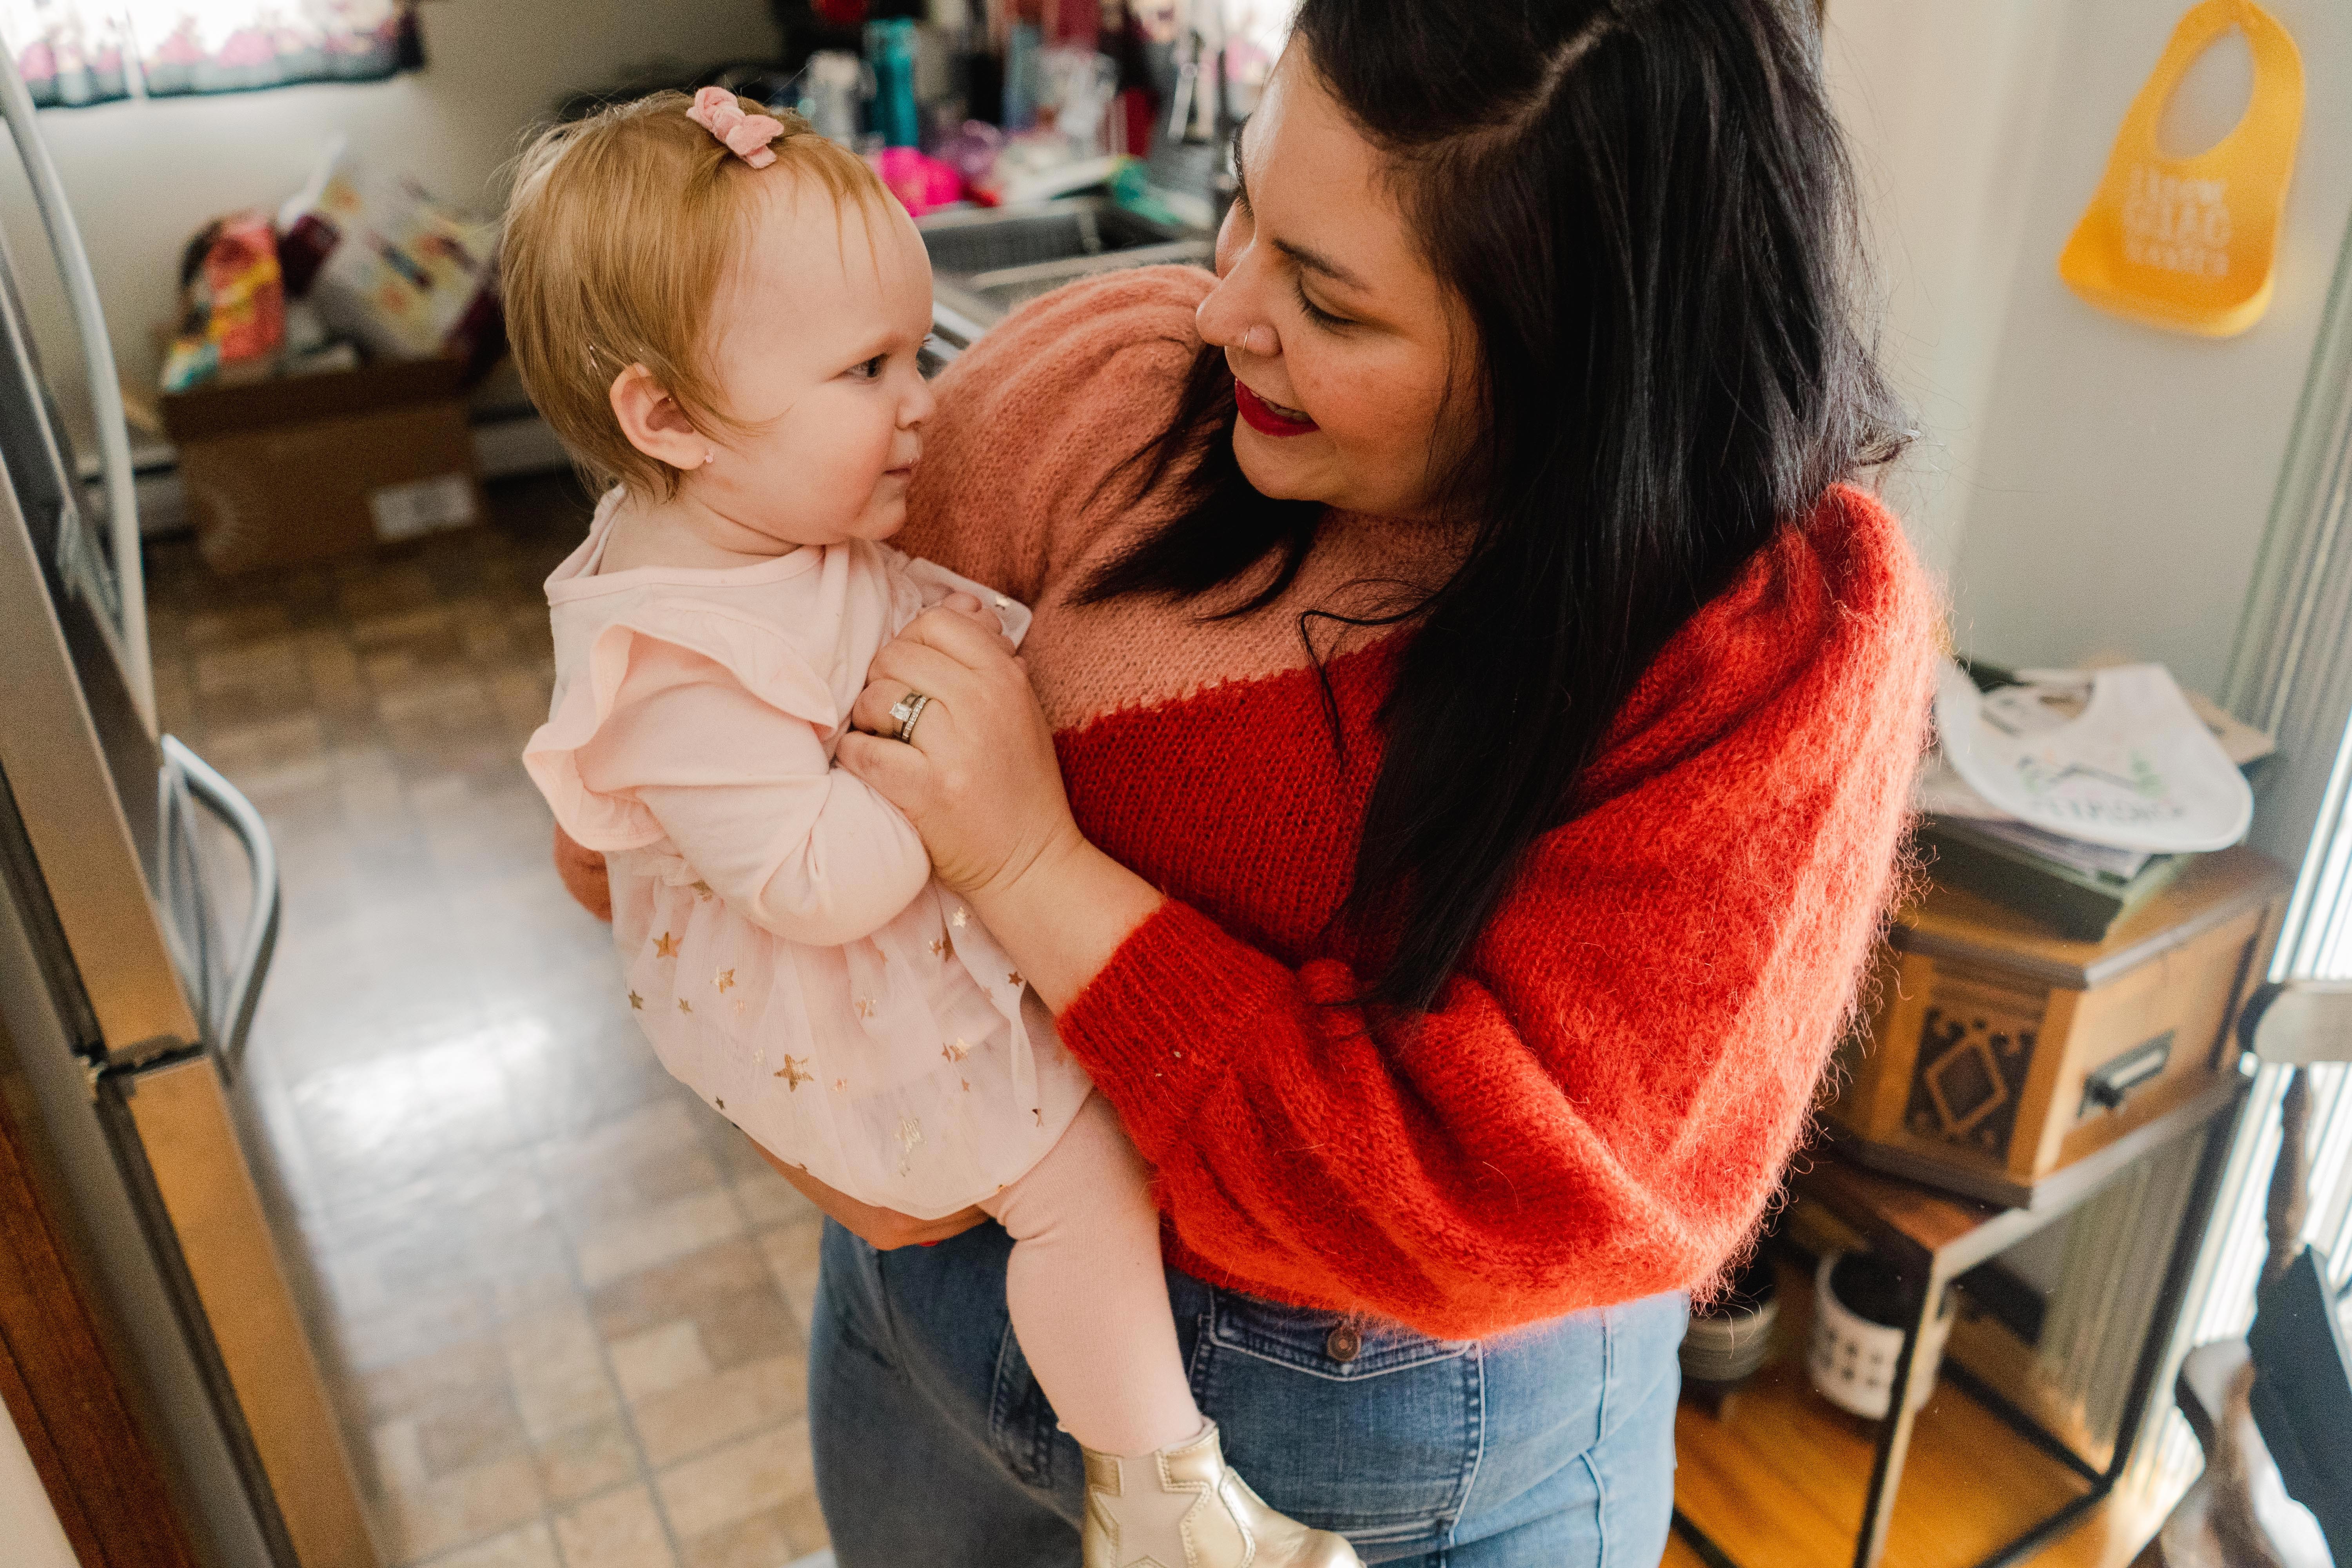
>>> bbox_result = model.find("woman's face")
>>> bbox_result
[1194,47,1469,519]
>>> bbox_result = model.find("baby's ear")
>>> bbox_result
[608,363,711,472]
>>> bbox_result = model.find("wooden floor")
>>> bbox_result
[1664,1257,2192,1568]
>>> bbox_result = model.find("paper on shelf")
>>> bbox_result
[1969,818,2154,881]
[1934,659,2252,853]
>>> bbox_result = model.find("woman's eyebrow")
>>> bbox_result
[1226,122,1367,293]
[1223,123,1374,294]
[1273,237,1368,293]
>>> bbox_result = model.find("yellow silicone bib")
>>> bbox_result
[2059,0,2304,338]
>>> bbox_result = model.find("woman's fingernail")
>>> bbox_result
[918,1241,940,1248]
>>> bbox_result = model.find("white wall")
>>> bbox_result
[0,0,780,441]
[1822,0,2069,584]
[0,1400,79,1568]
[1826,0,2352,700]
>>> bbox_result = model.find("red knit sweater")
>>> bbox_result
[876,267,1940,1342]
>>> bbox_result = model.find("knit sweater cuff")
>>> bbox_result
[1057,898,1298,1158]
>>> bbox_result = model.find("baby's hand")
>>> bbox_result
[935,590,1016,649]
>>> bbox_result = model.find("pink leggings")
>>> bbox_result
[977,1093,1204,1457]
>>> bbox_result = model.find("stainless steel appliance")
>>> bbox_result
[0,56,376,1568]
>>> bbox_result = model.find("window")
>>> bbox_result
[2139,211,2352,1481]
[0,1,416,108]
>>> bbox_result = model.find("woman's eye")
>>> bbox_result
[1293,278,1350,330]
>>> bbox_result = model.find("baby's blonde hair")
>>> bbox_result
[501,90,894,499]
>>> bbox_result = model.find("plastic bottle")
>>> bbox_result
[865,18,921,148]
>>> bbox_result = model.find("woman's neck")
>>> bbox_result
[595,485,808,574]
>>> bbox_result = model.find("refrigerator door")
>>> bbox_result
[0,281,376,1567]
[0,779,278,1568]
[0,42,152,728]
[0,405,194,1070]
[0,212,158,873]
[109,1054,376,1568]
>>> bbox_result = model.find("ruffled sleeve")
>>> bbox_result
[524,600,837,852]
[523,602,932,946]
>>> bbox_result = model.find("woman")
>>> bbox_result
[556,0,1933,1561]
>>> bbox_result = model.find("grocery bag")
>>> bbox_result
[2058,0,2303,338]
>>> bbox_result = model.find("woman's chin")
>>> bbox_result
[1230,426,1334,503]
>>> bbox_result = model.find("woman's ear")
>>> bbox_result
[608,364,713,471]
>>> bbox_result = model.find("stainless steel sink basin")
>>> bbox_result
[921,196,1212,361]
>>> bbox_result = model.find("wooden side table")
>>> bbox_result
[1671,1075,2245,1568]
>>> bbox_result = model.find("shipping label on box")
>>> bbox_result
[369,472,479,543]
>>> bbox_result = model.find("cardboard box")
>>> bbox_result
[159,356,483,575]
[1827,846,2289,1207]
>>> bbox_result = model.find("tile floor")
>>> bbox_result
[147,475,835,1568]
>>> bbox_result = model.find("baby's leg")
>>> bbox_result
[981,1094,1202,1457]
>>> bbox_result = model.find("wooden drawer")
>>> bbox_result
[1828,846,2288,1206]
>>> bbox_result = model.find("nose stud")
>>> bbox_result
[1195,297,1280,358]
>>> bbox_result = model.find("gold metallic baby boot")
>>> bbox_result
[1080,1421,1362,1568]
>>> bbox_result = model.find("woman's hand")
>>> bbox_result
[553,823,612,922]
[838,608,1087,902]
[751,1140,987,1249]
[839,607,1165,1010]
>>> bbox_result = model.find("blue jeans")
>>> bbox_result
[809,1218,1685,1566]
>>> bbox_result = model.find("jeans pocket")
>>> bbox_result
[1207,1288,1475,1383]
[1195,1287,1481,1551]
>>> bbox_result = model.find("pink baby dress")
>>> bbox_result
[524,490,1092,1216]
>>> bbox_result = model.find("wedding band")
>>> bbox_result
[889,691,932,744]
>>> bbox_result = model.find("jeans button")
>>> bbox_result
[1326,1323,1361,1364]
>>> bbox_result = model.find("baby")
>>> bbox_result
[507,91,1357,1568]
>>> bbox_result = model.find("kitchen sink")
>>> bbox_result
[920,195,1213,361]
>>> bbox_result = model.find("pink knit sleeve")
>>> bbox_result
[898,265,1213,604]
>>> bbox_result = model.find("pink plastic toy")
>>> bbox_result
[869,145,964,216]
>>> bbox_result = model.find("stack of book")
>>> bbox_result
[1916,666,2274,942]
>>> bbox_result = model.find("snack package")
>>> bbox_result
[160,210,285,393]
[277,138,502,374]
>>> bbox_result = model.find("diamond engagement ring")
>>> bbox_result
[889,691,933,744]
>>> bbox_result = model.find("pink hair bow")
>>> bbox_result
[687,86,784,169]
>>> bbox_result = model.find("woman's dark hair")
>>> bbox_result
[1080,0,1908,1010]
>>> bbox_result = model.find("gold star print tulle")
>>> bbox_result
[524,499,1090,1220]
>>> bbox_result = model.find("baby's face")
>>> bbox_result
[693,181,936,546]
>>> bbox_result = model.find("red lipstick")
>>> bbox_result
[1234,379,1319,437]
